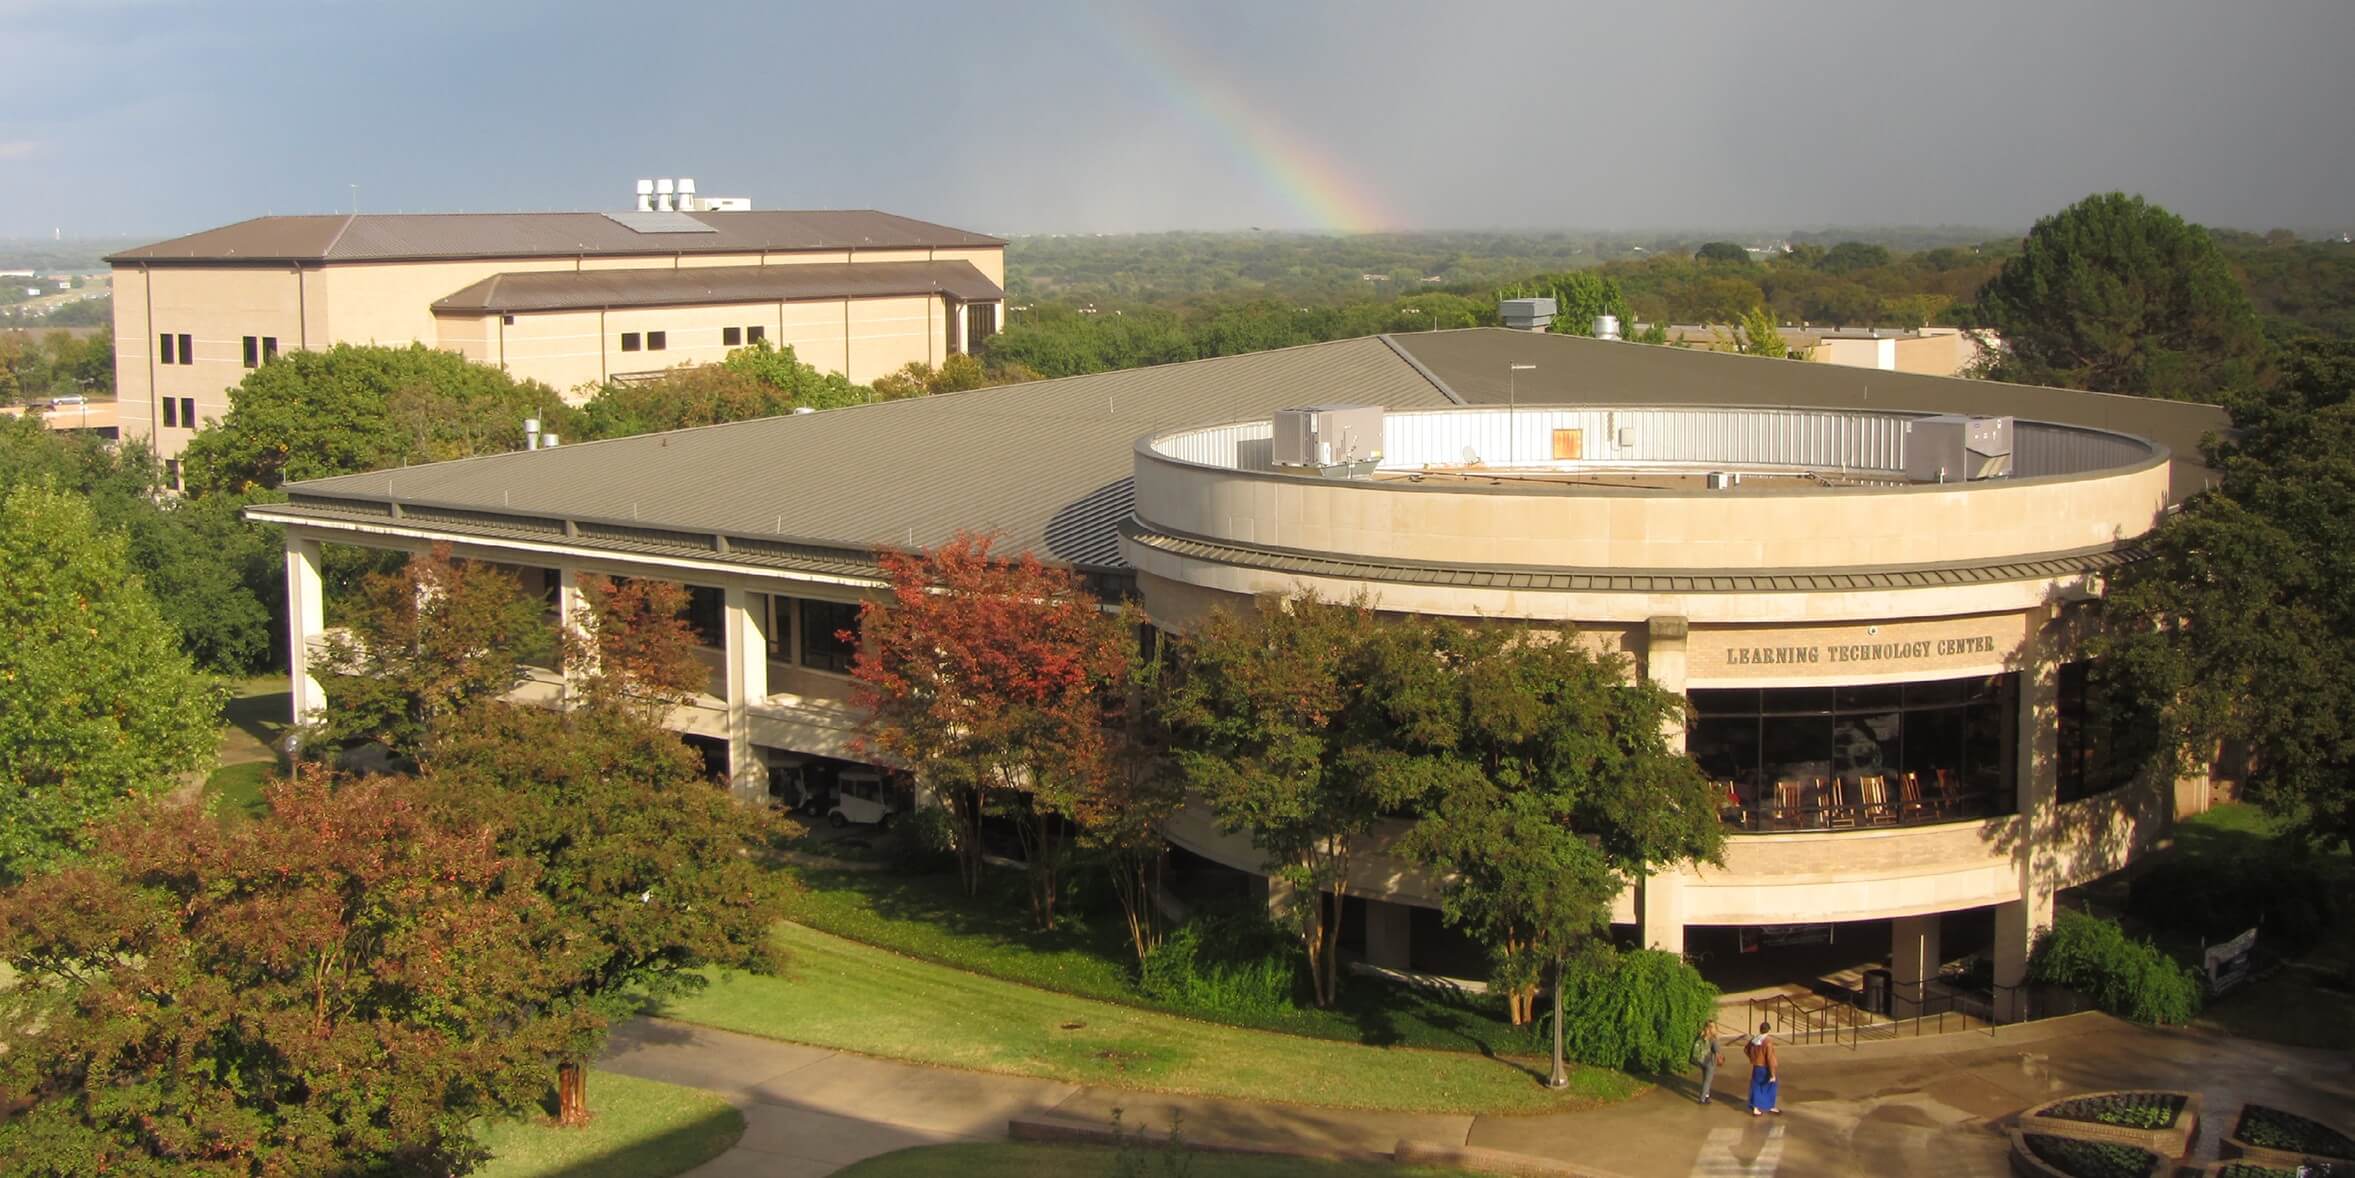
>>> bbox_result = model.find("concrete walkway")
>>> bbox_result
[601,1013,2355,1177]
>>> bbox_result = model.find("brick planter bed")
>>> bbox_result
[2222,1104,2355,1173]
[2018,1090,2203,1159]
[2192,1162,2355,1178]
[2008,1131,2168,1178]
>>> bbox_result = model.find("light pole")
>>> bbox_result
[1508,363,1536,465]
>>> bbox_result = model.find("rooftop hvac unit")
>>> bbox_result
[1272,405,1385,477]
[1902,415,2014,483]
[1498,297,1557,331]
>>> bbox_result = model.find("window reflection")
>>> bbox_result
[1691,674,2017,830]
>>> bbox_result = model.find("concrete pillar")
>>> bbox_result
[1364,897,1413,971]
[722,586,770,804]
[1891,914,1942,1019]
[1255,873,1297,921]
[556,566,594,700]
[1995,630,2062,1022]
[1638,871,1686,955]
[283,535,326,739]
[1640,615,1691,956]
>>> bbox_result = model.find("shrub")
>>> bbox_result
[2028,911,2203,1025]
[2044,1091,2187,1130]
[889,805,960,875]
[2235,1104,2355,1158]
[1543,947,1718,1074]
[1136,912,1301,1019]
[2127,855,2342,951]
[2021,1133,2161,1178]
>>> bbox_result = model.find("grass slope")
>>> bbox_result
[835,1142,1480,1177]
[661,922,1638,1115]
[2173,804,2354,1050]
[474,1070,743,1178]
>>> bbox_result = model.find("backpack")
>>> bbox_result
[1690,1036,1710,1066]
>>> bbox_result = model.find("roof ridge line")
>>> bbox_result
[1378,332,1466,404]
[320,212,360,259]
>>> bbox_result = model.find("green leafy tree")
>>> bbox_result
[1974,192,2268,401]
[1819,241,1893,274]
[1158,594,1416,1007]
[180,343,572,494]
[312,544,551,765]
[0,483,219,882]
[1734,306,1791,358]
[2098,338,2355,852]
[716,339,870,409]
[1498,272,1633,336]
[0,769,589,1175]
[577,362,807,437]
[1694,241,1752,265]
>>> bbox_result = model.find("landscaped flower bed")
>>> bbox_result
[2197,1162,2354,1178]
[2019,1090,2202,1159]
[2223,1104,2355,1171]
[2009,1131,2167,1178]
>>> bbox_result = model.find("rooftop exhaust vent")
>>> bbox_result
[1273,405,1385,478]
[1902,415,2014,483]
[1499,297,1556,331]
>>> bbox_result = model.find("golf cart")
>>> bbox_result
[827,770,899,829]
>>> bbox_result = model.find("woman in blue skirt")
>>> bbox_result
[1745,1021,1781,1116]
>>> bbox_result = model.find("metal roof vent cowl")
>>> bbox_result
[1499,297,1557,332]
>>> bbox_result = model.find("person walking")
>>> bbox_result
[1745,1021,1781,1116]
[1692,1018,1725,1104]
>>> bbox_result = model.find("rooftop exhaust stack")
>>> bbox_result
[1593,314,1621,341]
[655,178,675,212]
[634,180,654,212]
[1499,297,1557,332]
[678,178,696,209]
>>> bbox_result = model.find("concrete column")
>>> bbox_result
[556,566,594,701]
[1638,871,1686,955]
[722,586,770,804]
[1640,615,1691,955]
[283,535,326,738]
[1364,897,1413,971]
[1891,914,1942,1019]
[1996,629,2062,1022]
[1254,873,1297,921]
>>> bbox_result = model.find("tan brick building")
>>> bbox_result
[108,209,1005,475]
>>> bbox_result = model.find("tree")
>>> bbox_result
[1695,241,1752,265]
[1974,193,2268,401]
[312,544,552,765]
[1158,593,1416,1007]
[180,343,573,494]
[0,483,219,883]
[715,339,870,410]
[0,771,588,1174]
[2098,337,2355,853]
[868,354,1006,401]
[1498,272,1632,336]
[851,532,1135,927]
[1818,241,1893,274]
[1733,306,1790,358]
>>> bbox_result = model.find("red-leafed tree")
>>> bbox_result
[852,532,1135,927]
[563,574,709,715]
[0,769,590,1175]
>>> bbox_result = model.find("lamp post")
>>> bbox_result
[1508,363,1536,465]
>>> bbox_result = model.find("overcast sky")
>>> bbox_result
[2,0,2350,240]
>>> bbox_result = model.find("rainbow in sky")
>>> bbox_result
[1088,7,1398,234]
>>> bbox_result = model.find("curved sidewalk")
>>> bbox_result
[600,1013,2355,1177]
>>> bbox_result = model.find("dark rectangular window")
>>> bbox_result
[965,302,998,350]
[242,336,258,368]
[262,337,278,362]
[158,333,175,364]
[620,332,641,352]
[164,459,181,491]
[746,324,765,343]
[502,314,516,326]
[765,594,792,662]
[799,599,862,674]
[682,585,725,649]
[646,330,667,351]
[722,326,743,346]
[177,334,192,365]
[181,398,196,428]
[162,397,178,427]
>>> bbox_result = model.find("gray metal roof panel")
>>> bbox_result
[431,260,1004,314]
[109,209,1003,263]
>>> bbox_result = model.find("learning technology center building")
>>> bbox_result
[251,326,2230,1014]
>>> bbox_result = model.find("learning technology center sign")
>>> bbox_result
[1690,618,2026,680]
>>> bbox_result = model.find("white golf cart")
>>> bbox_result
[827,770,899,829]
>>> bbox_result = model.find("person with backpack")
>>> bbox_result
[1745,1021,1781,1116]
[1691,1017,1725,1104]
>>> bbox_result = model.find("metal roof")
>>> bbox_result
[108,210,1003,264]
[1388,330,2229,501]
[432,261,1004,315]
[277,336,1455,571]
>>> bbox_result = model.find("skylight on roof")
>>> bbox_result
[601,211,718,235]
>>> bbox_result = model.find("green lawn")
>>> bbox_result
[2169,804,2355,1050]
[474,1070,743,1178]
[203,760,274,819]
[661,922,1639,1114]
[782,866,1537,1057]
[835,1142,1479,1178]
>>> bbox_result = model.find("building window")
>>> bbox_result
[646,331,667,351]
[764,594,792,662]
[747,325,766,343]
[164,459,182,491]
[1688,675,2018,829]
[965,302,998,351]
[682,585,724,649]
[620,332,642,352]
[158,333,175,364]
[262,337,278,362]
[162,397,178,427]
[502,314,516,326]
[2057,661,2151,803]
[178,334,192,365]
[798,599,861,674]
[181,398,196,428]
[242,336,259,368]
[723,326,743,347]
